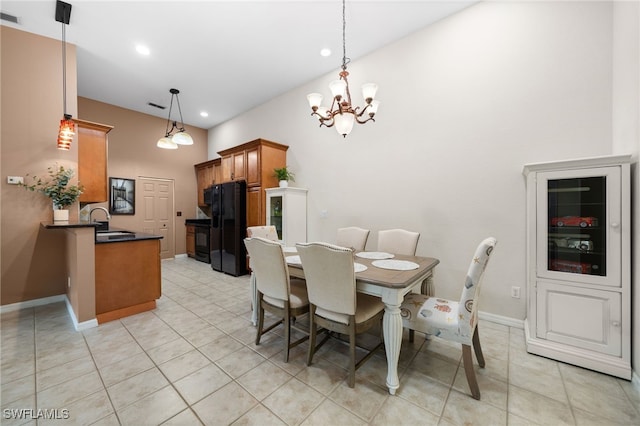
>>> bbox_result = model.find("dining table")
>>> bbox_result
[249,248,440,395]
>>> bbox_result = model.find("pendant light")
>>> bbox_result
[306,0,379,137]
[55,1,74,150]
[157,88,194,149]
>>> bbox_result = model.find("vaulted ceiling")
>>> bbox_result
[1,1,474,129]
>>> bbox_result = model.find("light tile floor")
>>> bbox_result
[1,257,639,425]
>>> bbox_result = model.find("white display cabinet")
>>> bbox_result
[265,187,308,247]
[523,155,631,379]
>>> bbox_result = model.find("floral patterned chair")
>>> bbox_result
[400,237,497,400]
[246,225,279,241]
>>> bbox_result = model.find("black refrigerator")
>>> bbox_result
[207,181,248,276]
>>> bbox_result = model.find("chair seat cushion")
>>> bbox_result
[400,293,470,345]
[316,293,384,325]
[264,278,309,309]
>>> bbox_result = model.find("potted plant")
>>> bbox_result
[273,166,295,188]
[20,164,84,222]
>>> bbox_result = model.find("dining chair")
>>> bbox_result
[377,228,420,256]
[336,226,370,251]
[244,237,309,362]
[296,242,385,388]
[400,237,497,399]
[246,225,279,241]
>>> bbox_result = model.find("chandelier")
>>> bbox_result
[55,1,74,150]
[157,88,193,149]
[306,0,379,137]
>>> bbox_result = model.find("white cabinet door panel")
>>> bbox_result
[536,280,621,356]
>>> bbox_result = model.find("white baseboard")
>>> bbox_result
[64,297,98,331]
[0,295,66,313]
[479,310,524,329]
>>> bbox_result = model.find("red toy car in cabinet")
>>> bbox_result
[550,216,598,228]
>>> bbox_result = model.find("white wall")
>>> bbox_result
[612,1,640,380]
[208,1,617,323]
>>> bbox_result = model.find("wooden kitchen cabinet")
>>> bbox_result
[186,225,195,257]
[194,158,219,206]
[215,139,288,228]
[75,118,113,203]
[95,239,161,323]
[523,155,631,379]
[221,151,246,182]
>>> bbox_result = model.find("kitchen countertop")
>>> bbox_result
[42,221,163,243]
[95,227,163,244]
[185,219,211,226]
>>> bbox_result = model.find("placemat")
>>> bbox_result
[356,251,395,260]
[354,262,367,273]
[282,246,297,253]
[286,255,301,265]
[372,259,419,271]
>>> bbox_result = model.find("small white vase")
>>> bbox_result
[53,208,69,222]
[279,180,288,188]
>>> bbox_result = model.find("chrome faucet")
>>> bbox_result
[90,206,111,222]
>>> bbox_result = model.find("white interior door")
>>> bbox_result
[140,177,174,259]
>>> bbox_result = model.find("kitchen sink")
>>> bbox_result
[96,231,135,237]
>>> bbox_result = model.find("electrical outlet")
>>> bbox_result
[7,176,23,185]
[511,286,521,299]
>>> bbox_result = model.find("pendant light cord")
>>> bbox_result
[61,21,68,117]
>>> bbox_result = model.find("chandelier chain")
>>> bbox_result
[341,0,350,70]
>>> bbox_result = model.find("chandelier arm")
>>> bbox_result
[354,115,375,125]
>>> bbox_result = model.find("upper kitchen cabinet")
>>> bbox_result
[75,119,113,203]
[215,138,288,227]
[194,158,219,206]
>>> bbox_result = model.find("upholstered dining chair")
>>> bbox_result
[377,228,420,256]
[336,226,370,251]
[244,237,309,362]
[246,226,280,325]
[296,242,385,388]
[400,237,497,400]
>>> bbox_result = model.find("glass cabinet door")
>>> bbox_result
[536,167,621,287]
[269,195,283,240]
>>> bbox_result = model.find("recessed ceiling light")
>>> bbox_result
[320,48,331,57]
[136,44,150,56]
[200,111,209,117]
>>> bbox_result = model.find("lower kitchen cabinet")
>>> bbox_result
[186,225,195,257]
[523,155,631,379]
[95,239,161,323]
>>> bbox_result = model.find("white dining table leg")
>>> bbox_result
[250,272,258,326]
[381,290,404,395]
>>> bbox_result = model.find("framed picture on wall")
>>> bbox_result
[109,177,135,215]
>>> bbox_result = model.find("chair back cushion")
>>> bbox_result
[400,237,496,344]
[296,242,356,317]
[244,237,290,301]
[247,225,279,241]
[337,227,370,251]
[377,229,420,256]
[457,237,497,337]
